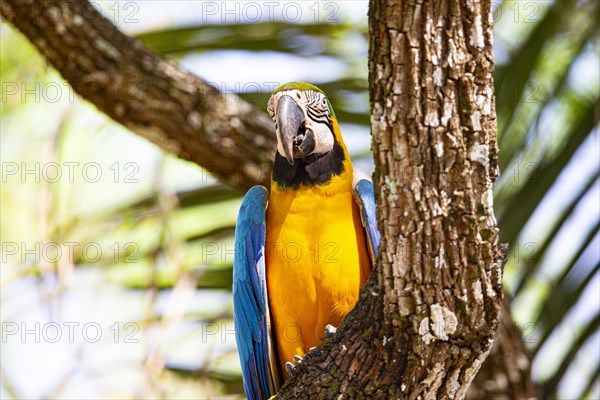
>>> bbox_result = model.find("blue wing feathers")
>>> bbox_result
[354,179,381,264]
[256,314,270,395]
[233,186,274,400]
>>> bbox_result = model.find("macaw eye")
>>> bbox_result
[319,97,329,112]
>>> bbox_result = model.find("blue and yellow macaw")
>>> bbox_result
[233,82,379,399]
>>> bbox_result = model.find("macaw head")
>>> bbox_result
[267,82,350,188]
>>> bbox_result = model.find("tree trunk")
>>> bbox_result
[277,0,503,398]
[467,296,539,399]
[0,0,275,190]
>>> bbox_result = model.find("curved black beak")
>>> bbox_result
[276,96,305,165]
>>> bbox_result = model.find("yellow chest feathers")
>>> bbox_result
[265,181,371,366]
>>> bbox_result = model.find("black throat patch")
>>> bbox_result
[272,141,345,189]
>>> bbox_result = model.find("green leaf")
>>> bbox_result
[580,363,600,399]
[541,312,600,398]
[511,173,599,296]
[533,229,599,355]
[496,0,578,147]
[135,22,355,57]
[499,95,599,244]
[498,11,599,168]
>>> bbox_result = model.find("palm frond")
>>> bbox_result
[541,312,600,397]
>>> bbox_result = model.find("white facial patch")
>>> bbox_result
[307,115,335,156]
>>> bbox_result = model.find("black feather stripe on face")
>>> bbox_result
[306,107,329,125]
[305,107,334,143]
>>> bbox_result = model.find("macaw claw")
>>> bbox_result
[325,324,337,337]
[285,361,295,378]
[285,353,305,378]
[286,330,335,378]
[285,356,302,378]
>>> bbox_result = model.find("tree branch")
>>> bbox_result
[0,0,276,190]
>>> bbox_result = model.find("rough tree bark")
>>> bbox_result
[1,0,538,398]
[0,0,275,190]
